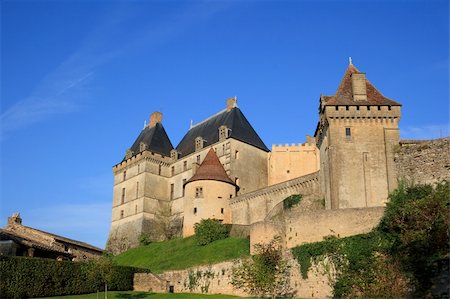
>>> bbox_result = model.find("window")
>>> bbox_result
[230,194,233,199]
[195,137,204,151]
[195,187,203,198]
[123,171,127,181]
[120,210,124,219]
[136,182,139,198]
[196,155,201,164]
[219,125,228,140]
[158,164,162,175]
[345,127,351,141]
[183,161,187,171]
[137,164,140,173]
[170,184,174,200]
[221,208,224,214]
[235,150,239,159]
[182,179,186,196]
[222,144,226,154]
[194,207,197,214]
[121,188,125,204]
[171,166,175,176]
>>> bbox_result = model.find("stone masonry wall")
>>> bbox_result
[395,137,449,185]
[134,258,334,298]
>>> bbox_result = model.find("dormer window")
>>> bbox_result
[219,125,228,141]
[139,142,147,152]
[195,137,204,151]
[171,149,178,161]
[125,149,133,159]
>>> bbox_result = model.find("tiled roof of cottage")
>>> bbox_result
[185,148,238,189]
[176,107,269,158]
[322,64,401,106]
[125,122,174,160]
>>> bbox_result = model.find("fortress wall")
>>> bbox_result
[268,138,320,186]
[250,207,385,253]
[135,258,333,298]
[230,172,320,226]
[395,137,450,185]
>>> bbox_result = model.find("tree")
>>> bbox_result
[231,237,291,299]
[194,218,229,246]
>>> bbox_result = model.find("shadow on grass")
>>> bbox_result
[115,292,153,299]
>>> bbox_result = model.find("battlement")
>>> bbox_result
[113,151,171,172]
[324,105,401,119]
[272,136,317,151]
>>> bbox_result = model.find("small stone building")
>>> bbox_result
[0,213,103,261]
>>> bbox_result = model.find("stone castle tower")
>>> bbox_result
[106,61,401,254]
[314,62,401,209]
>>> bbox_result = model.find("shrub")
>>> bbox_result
[138,233,152,246]
[0,256,145,298]
[283,194,302,209]
[194,219,229,246]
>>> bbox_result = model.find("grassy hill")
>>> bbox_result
[114,236,250,273]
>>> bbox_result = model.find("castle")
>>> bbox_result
[106,62,402,254]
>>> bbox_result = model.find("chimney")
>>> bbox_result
[149,112,163,127]
[226,97,237,112]
[351,73,367,101]
[8,213,22,226]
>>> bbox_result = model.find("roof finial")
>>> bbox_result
[349,57,353,65]
[143,120,147,129]
[190,120,193,129]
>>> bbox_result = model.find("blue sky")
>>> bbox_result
[1,0,448,249]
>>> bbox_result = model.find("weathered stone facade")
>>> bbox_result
[395,138,450,185]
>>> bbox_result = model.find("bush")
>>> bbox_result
[138,233,152,246]
[283,194,302,209]
[0,256,146,298]
[194,219,229,246]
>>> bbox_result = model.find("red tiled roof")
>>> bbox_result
[185,149,238,188]
[323,64,401,106]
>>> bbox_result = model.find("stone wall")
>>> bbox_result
[250,207,385,252]
[230,172,320,226]
[395,137,450,185]
[134,258,334,298]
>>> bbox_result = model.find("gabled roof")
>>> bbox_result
[125,122,174,160]
[322,64,401,106]
[185,149,238,189]
[176,107,269,158]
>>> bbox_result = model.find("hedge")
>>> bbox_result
[0,256,146,298]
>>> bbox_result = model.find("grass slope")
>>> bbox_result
[114,237,249,273]
[40,291,252,298]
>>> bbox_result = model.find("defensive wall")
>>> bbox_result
[395,137,449,185]
[134,257,334,298]
[230,171,320,226]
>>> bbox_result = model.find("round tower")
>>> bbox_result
[183,148,239,237]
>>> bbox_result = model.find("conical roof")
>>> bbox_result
[322,63,401,106]
[185,148,238,189]
[124,122,174,161]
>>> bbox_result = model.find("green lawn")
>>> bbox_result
[40,291,252,299]
[114,236,250,273]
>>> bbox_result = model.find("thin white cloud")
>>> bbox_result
[400,124,450,140]
[1,2,232,141]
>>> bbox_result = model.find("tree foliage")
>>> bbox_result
[283,194,302,209]
[231,237,291,299]
[194,219,229,246]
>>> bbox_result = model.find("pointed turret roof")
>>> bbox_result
[185,149,238,189]
[176,106,269,158]
[124,122,174,160]
[322,63,401,106]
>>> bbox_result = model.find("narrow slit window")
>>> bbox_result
[345,127,351,141]
[194,207,197,214]
[121,188,125,204]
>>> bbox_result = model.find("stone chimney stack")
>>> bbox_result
[8,213,22,226]
[149,112,163,128]
[226,97,237,112]
[351,73,367,101]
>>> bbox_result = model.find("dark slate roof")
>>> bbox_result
[176,107,269,158]
[323,64,401,106]
[125,122,174,160]
[185,148,238,189]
